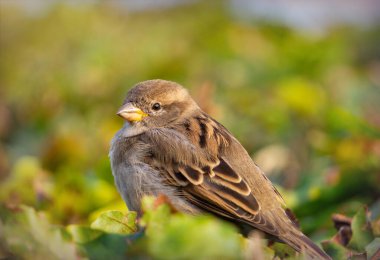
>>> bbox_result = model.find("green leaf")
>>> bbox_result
[365,238,380,260]
[140,196,172,237]
[90,210,137,235]
[322,240,350,260]
[140,196,244,260]
[146,214,243,260]
[82,233,131,260]
[0,205,78,260]
[66,225,102,243]
[348,207,374,252]
[0,157,50,206]
[271,242,296,259]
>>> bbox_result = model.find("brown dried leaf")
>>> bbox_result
[331,226,352,246]
[332,213,352,230]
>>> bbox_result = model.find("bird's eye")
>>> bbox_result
[152,103,161,111]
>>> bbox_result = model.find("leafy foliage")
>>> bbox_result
[1,198,379,259]
[322,206,380,259]
[91,210,137,235]
[0,2,379,259]
[140,196,244,260]
[348,207,373,252]
[0,205,78,260]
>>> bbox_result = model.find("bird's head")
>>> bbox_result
[117,80,198,130]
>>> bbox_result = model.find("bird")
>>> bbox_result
[109,79,331,259]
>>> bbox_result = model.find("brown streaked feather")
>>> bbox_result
[209,117,232,148]
[183,183,280,236]
[180,166,204,185]
[168,168,188,186]
[211,175,251,196]
[183,189,234,219]
[213,159,242,183]
[259,168,285,204]
[203,179,260,215]
[145,113,261,213]
[148,114,261,213]
[196,117,208,148]
[144,114,286,232]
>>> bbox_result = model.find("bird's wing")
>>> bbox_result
[142,115,333,259]
[182,158,281,236]
[142,114,288,237]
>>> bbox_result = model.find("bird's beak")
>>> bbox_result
[117,103,147,122]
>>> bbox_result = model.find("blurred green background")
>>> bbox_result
[1,1,380,259]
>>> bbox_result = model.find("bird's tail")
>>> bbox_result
[280,230,331,260]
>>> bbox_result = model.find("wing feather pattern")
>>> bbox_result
[143,113,282,238]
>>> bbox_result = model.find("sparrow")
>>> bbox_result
[110,79,331,259]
